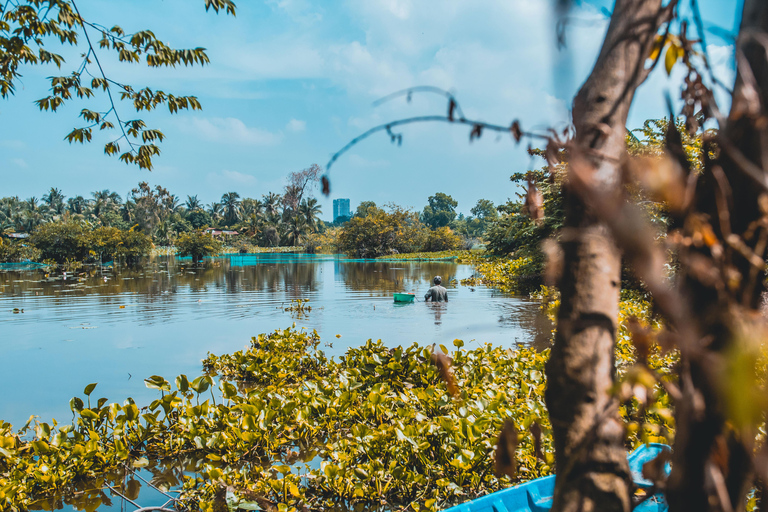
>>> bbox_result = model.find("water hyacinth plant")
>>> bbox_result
[0,327,554,512]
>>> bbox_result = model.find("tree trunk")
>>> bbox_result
[667,1,768,510]
[545,1,665,510]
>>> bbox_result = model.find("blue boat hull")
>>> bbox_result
[443,443,671,512]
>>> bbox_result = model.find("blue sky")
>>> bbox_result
[0,0,740,220]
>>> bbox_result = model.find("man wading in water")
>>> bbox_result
[424,276,448,302]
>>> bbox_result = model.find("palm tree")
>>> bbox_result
[241,213,262,238]
[299,198,322,233]
[42,188,66,215]
[185,195,202,211]
[207,202,223,225]
[121,200,136,226]
[241,197,263,217]
[68,196,89,215]
[285,214,307,246]
[220,192,242,226]
[91,189,122,218]
[165,194,181,213]
[262,192,282,223]
[25,197,39,212]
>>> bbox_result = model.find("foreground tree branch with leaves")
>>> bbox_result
[0,0,236,169]
[549,0,768,510]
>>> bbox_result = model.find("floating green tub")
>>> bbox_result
[394,292,415,303]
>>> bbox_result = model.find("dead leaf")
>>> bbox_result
[642,448,671,487]
[321,175,330,196]
[525,177,544,222]
[495,419,518,478]
[510,120,522,143]
[469,124,482,142]
[530,421,544,463]
[430,350,458,398]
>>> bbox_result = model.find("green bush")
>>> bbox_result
[90,226,124,262]
[337,205,426,258]
[186,209,212,229]
[29,221,91,263]
[120,228,153,265]
[175,230,223,263]
[0,238,40,262]
[423,226,462,252]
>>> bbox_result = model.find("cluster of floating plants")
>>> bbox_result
[0,290,679,512]
[284,299,313,314]
[0,327,557,512]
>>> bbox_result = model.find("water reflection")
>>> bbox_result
[336,260,458,295]
[426,302,447,325]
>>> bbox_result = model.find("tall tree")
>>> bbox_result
[42,188,66,215]
[299,197,322,233]
[128,182,172,235]
[421,192,458,229]
[262,192,282,223]
[283,164,322,214]
[67,195,89,216]
[185,195,203,211]
[241,198,263,217]
[662,2,768,509]
[354,201,378,218]
[545,1,671,511]
[220,192,242,226]
[91,189,121,217]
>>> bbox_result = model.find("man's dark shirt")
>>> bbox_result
[424,285,448,302]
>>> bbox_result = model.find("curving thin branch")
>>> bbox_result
[325,114,548,173]
[325,86,554,180]
[70,0,137,156]
[372,85,467,120]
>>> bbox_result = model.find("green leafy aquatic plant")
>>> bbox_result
[376,250,479,262]
[0,327,554,512]
[459,256,536,293]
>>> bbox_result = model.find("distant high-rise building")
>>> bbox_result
[333,198,351,222]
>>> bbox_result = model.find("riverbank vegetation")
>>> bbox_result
[1,181,499,262]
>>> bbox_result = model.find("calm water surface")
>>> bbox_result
[0,253,541,509]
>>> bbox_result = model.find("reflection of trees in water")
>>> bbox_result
[0,256,462,303]
[337,261,458,294]
[0,255,321,299]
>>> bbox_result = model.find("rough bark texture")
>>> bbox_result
[545,1,664,511]
[667,1,768,510]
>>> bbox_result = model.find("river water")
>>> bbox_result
[0,253,542,509]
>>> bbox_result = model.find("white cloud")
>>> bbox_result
[219,39,326,80]
[346,154,389,168]
[220,170,257,185]
[12,158,28,168]
[183,117,282,146]
[266,0,323,23]
[1,140,27,150]
[286,118,307,132]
